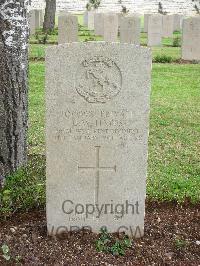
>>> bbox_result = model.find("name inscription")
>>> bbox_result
[49,108,144,142]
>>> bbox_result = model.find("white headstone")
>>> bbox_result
[30,9,44,32]
[88,10,95,30]
[59,10,69,16]
[148,14,163,46]
[46,42,151,238]
[94,13,104,36]
[58,15,78,44]
[103,13,119,42]
[162,15,174,37]
[182,17,200,61]
[39,10,44,28]
[35,10,41,29]
[29,10,36,35]
[120,16,141,45]
[144,14,151,33]
[83,11,88,27]
[173,14,183,32]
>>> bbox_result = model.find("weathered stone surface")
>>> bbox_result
[103,13,118,42]
[59,10,70,16]
[46,42,151,237]
[87,10,95,30]
[182,17,200,61]
[29,10,36,35]
[58,14,78,44]
[35,10,40,29]
[147,14,163,46]
[173,14,183,31]
[144,13,151,32]
[29,9,44,32]
[39,9,44,28]
[83,11,88,26]
[120,15,141,44]
[162,15,174,37]
[94,13,104,36]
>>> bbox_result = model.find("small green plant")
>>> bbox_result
[47,28,58,35]
[118,0,129,14]
[0,156,45,219]
[95,227,132,256]
[1,244,22,262]
[84,36,96,42]
[121,5,129,14]
[158,2,167,15]
[154,55,173,63]
[35,32,48,44]
[174,236,188,250]
[173,36,181,47]
[15,255,22,263]
[86,3,91,10]
[1,244,11,261]
[86,0,101,10]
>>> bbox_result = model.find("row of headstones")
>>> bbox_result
[85,12,181,36]
[29,9,200,61]
[58,12,200,61]
[29,9,44,35]
[146,14,200,60]
[45,14,198,239]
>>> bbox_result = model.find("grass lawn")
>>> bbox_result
[0,62,199,218]
[29,30,181,62]
[0,14,199,218]
[29,14,182,62]
[29,43,181,62]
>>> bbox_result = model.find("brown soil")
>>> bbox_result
[0,202,199,265]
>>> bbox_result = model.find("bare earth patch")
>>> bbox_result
[0,202,199,265]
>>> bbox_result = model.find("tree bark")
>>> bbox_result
[43,0,56,32]
[0,0,29,181]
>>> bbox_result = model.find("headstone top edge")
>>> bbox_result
[45,42,152,55]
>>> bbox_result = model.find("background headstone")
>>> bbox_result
[35,9,41,29]
[182,17,200,60]
[29,10,36,35]
[120,16,141,45]
[94,13,104,36]
[46,42,151,237]
[39,9,44,28]
[173,14,183,31]
[162,14,174,37]
[103,13,118,42]
[58,15,78,44]
[59,10,69,16]
[148,14,163,46]
[144,13,151,32]
[83,11,88,26]
[87,10,95,30]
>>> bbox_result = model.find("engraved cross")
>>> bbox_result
[78,146,117,204]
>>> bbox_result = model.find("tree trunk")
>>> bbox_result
[43,0,56,32]
[0,0,29,182]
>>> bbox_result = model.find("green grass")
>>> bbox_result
[29,43,181,62]
[0,15,199,217]
[0,62,199,218]
[29,21,181,62]
[148,64,200,202]
[28,63,45,155]
[29,44,46,59]
[29,63,200,203]
[152,47,181,61]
